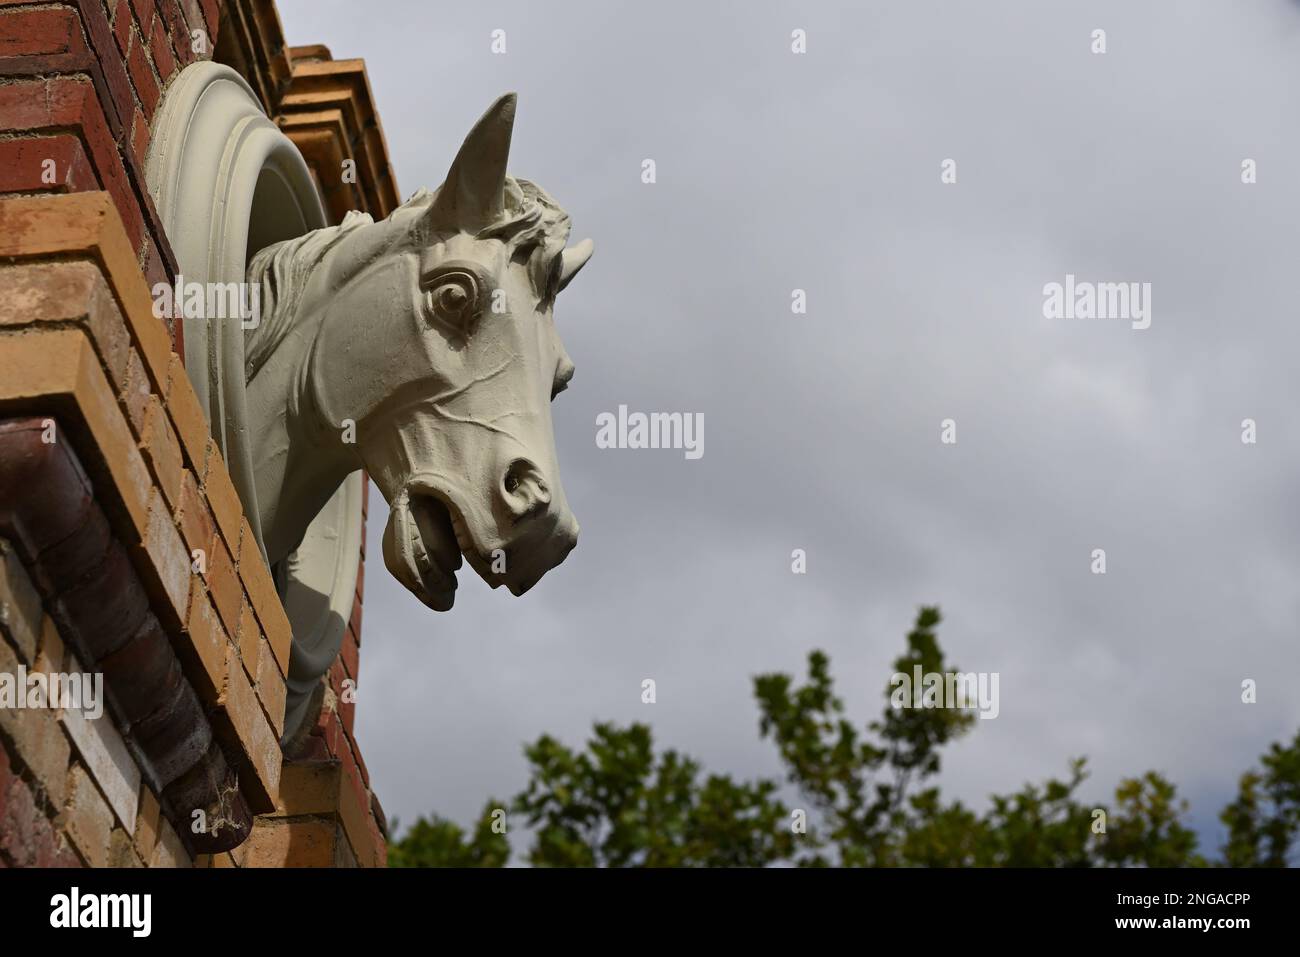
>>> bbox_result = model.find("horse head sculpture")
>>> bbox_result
[242,92,592,613]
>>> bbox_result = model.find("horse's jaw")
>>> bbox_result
[381,487,468,611]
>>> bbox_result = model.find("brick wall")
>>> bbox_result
[0,0,397,867]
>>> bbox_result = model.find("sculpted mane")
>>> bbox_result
[243,208,373,383]
[243,178,572,384]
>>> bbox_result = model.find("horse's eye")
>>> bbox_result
[424,271,480,332]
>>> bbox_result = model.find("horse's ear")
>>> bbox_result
[428,92,517,234]
[558,238,594,292]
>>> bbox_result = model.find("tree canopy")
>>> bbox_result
[389,608,1298,868]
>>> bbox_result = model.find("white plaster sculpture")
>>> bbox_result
[246,91,592,604]
[146,74,592,740]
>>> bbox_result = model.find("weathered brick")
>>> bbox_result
[33,615,64,675]
[204,535,240,638]
[58,650,140,832]
[177,468,214,561]
[0,626,72,808]
[63,763,115,868]
[240,539,290,675]
[201,445,244,555]
[0,540,42,664]
[112,0,134,58]
[108,827,143,867]
[348,595,362,643]
[130,0,156,35]
[236,593,259,678]
[149,814,191,867]
[125,23,160,116]
[255,634,286,738]
[135,486,190,631]
[0,135,96,193]
[0,260,132,392]
[127,106,149,175]
[121,347,152,436]
[140,394,183,509]
[213,645,281,812]
[0,768,43,867]
[0,6,90,58]
[164,352,210,470]
[198,0,218,43]
[148,13,176,81]
[134,785,160,860]
[180,584,226,704]
[242,819,339,867]
[340,627,359,683]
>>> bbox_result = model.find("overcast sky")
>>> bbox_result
[276,0,1300,856]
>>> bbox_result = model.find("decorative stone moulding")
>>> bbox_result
[145,61,363,742]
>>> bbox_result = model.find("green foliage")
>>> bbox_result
[513,723,795,867]
[1219,730,1300,867]
[389,606,1297,868]
[387,800,509,868]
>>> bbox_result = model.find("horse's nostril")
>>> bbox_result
[503,460,549,512]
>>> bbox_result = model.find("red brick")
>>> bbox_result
[129,0,155,34]
[125,24,160,117]
[353,733,370,790]
[199,0,218,42]
[112,0,135,59]
[0,6,89,58]
[348,595,362,641]
[158,0,189,69]
[0,136,95,194]
[331,660,355,738]
[315,710,343,758]
[0,773,42,867]
[148,14,176,81]
[340,628,359,683]
[142,238,169,304]
[76,0,138,138]
[128,106,149,167]
[0,77,147,253]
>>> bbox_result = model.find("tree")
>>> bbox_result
[1219,730,1300,867]
[387,800,509,868]
[389,607,1297,867]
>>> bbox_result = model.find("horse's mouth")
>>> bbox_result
[381,490,467,611]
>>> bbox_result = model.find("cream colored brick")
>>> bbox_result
[59,651,139,832]
[0,632,71,806]
[63,764,115,868]
[149,816,192,868]
[0,538,41,663]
